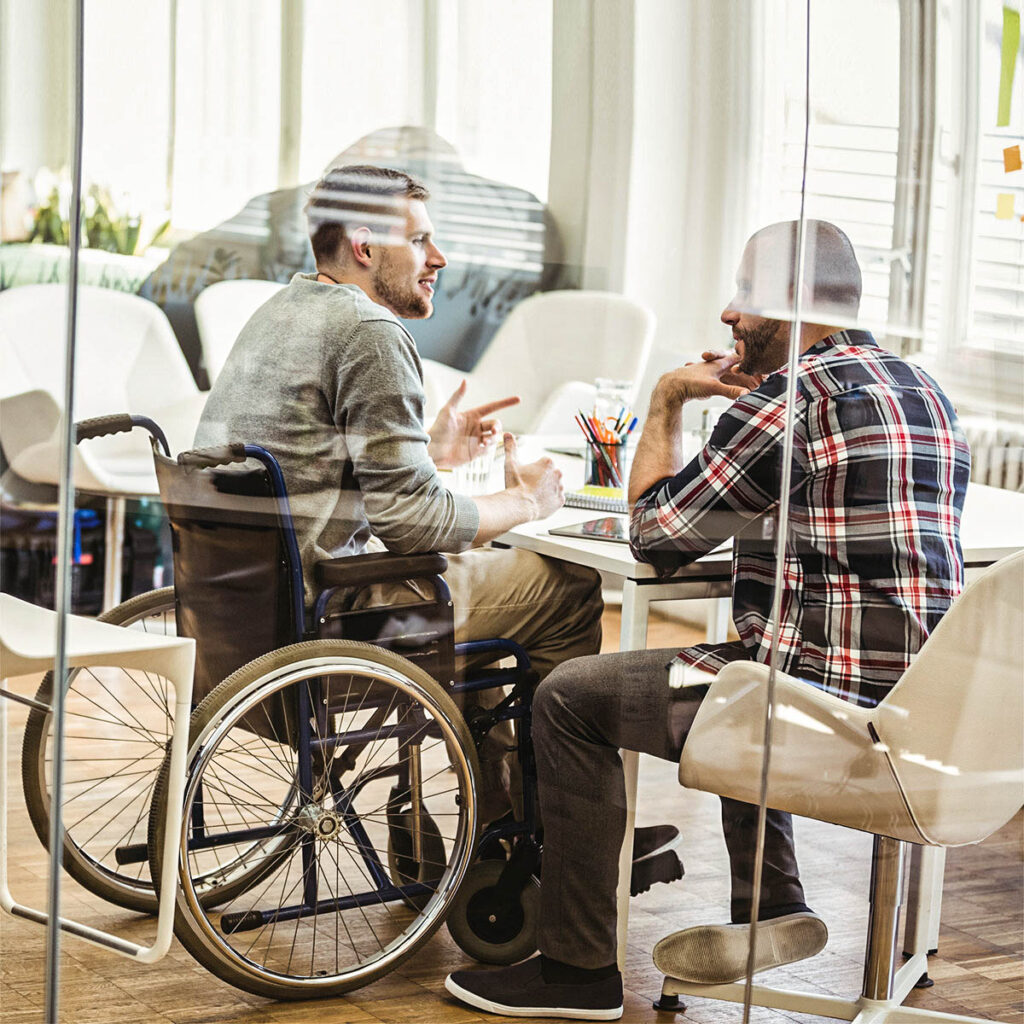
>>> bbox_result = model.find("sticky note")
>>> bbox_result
[998,6,1020,127]
[1006,145,1023,172]
[996,193,1016,219]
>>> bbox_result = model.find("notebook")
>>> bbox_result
[563,485,628,514]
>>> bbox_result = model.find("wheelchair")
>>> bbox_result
[20,414,544,1000]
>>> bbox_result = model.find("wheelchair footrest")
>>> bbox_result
[114,841,149,865]
[221,910,266,934]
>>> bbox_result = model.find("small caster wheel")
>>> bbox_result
[447,859,540,965]
[387,810,446,911]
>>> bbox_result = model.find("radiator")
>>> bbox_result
[960,416,1024,491]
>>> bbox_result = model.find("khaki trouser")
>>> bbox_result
[353,545,604,822]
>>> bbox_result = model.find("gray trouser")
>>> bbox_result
[533,648,806,968]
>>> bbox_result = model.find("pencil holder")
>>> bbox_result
[584,440,631,491]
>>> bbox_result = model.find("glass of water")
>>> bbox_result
[451,444,497,495]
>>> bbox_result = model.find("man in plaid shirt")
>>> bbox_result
[446,221,970,1021]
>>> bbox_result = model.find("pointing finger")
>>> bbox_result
[469,395,521,418]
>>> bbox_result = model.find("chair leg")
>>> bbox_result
[102,495,126,612]
[862,836,906,1002]
[658,836,993,1023]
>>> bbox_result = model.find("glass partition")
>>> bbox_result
[0,1,1020,1021]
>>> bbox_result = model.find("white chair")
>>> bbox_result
[660,550,1024,1023]
[0,284,206,608]
[421,290,656,432]
[0,593,194,962]
[193,279,286,385]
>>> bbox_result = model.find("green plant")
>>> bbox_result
[28,183,169,255]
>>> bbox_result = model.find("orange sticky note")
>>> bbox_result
[1005,145,1022,173]
[996,193,1015,219]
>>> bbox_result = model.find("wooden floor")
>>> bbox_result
[2,607,1021,1023]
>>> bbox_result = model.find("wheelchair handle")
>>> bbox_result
[76,414,170,456]
[176,443,249,469]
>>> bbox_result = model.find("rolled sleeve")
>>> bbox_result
[629,383,795,573]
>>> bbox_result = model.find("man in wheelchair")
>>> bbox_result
[445,221,970,1019]
[194,164,678,874]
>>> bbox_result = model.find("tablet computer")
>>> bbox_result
[549,517,630,544]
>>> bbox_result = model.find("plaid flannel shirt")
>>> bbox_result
[630,330,971,708]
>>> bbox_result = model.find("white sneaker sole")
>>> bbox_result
[653,912,828,985]
[444,974,623,1020]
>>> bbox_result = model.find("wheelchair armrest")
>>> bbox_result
[314,551,449,590]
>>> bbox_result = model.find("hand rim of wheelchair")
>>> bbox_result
[148,641,479,999]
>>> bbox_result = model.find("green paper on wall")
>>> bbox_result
[998,6,1021,127]
[996,193,1016,219]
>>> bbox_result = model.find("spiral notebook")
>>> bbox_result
[564,485,628,514]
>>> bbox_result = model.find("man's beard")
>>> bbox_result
[735,319,787,376]
[373,251,430,319]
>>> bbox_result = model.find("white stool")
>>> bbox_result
[0,593,194,962]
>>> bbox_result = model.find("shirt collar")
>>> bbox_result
[802,329,877,358]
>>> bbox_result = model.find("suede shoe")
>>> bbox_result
[653,911,828,985]
[630,824,684,896]
[445,956,623,1020]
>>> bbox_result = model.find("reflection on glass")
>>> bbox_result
[1,1,1020,1020]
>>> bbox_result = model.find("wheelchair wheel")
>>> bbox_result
[446,859,540,965]
[148,640,479,1000]
[20,587,177,914]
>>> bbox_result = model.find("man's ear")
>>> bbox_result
[350,226,373,268]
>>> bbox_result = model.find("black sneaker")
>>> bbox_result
[445,956,623,1020]
[631,824,684,896]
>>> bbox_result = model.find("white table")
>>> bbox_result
[495,478,1024,967]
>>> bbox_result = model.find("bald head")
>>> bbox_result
[741,220,862,320]
[721,220,863,376]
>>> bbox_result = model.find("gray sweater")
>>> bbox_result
[195,274,479,599]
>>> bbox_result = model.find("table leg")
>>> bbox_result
[706,596,731,644]
[615,580,651,968]
[102,496,125,612]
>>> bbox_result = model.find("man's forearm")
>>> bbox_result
[628,394,686,505]
[470,488,537,545]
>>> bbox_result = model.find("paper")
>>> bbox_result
[996,193,1016,219]
[1006,145,1023,172]
[998,6,1020,127]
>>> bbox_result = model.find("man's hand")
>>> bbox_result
[503,432,564,519]
[700,350,766,391]
[651,352,761,413]
[427,380,521,470]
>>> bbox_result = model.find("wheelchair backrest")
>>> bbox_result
[152,442,303,707]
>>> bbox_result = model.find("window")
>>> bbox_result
[297,1,426,183]
[937,0,1023,361]
[433,0,553,201]
[755,0,904,339]
[756,0,1023,408]
[170,0,281,231]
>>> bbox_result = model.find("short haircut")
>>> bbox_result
[748,219,863,316]
[304,164,430,265]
